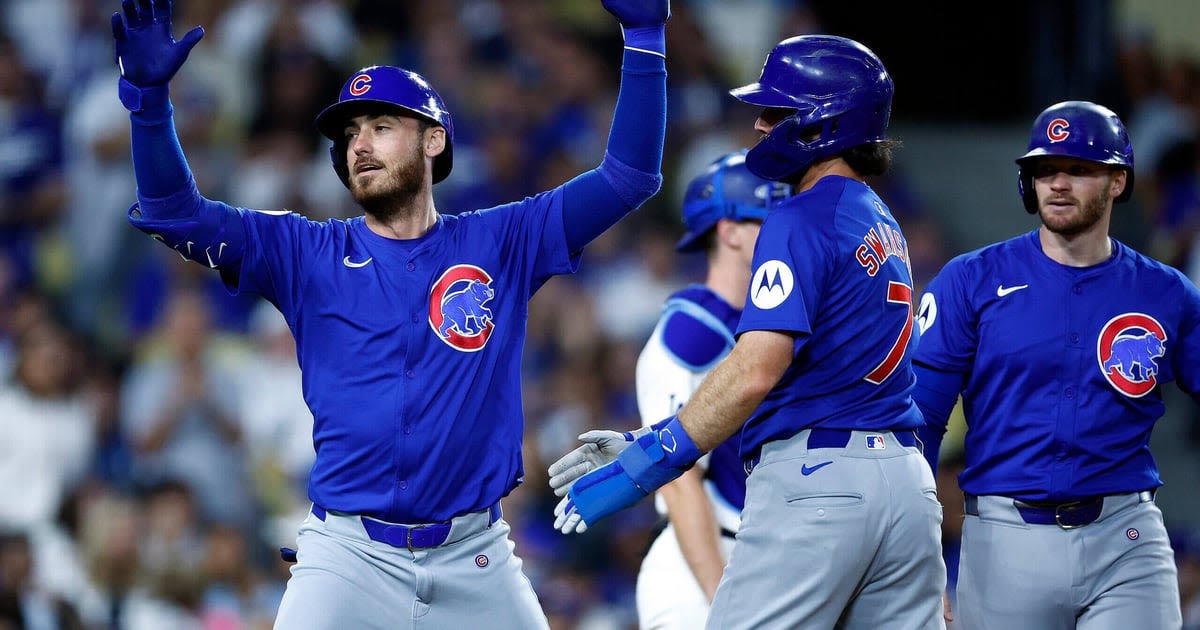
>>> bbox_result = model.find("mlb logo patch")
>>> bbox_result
[865,435,887,450]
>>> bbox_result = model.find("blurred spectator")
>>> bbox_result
[0,36,66,293]
[0,318,95,531]
[0,531,84,630]
[120,287,255,531]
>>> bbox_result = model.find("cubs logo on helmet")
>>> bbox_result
[429,265,496,352]
[1096,312,1167,398]
[1046,118,1070,142]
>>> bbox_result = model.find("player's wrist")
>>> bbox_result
[120,78,172,120]
[657,415,701,468]
[621,25,666,57]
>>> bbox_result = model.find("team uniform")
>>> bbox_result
[704,175,945,629]
[111,1,669,628]
[634,285,745,629]
[913,101,1200,629]
[915,231,1199,628]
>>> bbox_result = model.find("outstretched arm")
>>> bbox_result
[556,330,792,533]
[560,0,669,253]
[113,0,248,272]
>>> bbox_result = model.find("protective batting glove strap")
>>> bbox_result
[119,79,171,118]
[558,417,700,532]
[621,25,666,57]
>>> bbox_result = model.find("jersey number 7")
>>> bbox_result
[863,280,913,385]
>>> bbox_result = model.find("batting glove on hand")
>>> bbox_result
[547,427,651,497]
[112,0,204,87]
[553,416,701,534]
[601,0,670,28]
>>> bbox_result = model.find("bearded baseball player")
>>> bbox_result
[551,151,786,629]
[549,36,947,629]
[110,0,669,628]
[913,101,1200,628]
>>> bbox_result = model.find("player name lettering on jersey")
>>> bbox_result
[855,222,909,276]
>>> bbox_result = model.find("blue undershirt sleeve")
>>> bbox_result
[912,361,965,475]
[562,35,666,253]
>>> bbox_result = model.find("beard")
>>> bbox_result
[1039,187,1110,237]
[350,142,426,222]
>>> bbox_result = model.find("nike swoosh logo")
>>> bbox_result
[343,256,373,268]
[996,284,1029,297]
[801,461,833,476]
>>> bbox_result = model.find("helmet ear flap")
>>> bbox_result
[331,143,350,189]
[1017,168,1037,214]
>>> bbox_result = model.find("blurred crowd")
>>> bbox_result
[2,1,1200,629]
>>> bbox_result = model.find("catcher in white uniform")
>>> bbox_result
[552,151,787,628]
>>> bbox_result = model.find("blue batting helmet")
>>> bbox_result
[315,66,454,186]
[676,150,791,252]
[1015,100,1134,214]
[730,35,893,181]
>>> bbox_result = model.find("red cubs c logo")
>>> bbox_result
[349,74,372,96]
[1096,312,1167,398]
[1046,118,1070,143]
[428,265,496,352]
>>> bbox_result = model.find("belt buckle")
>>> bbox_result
[406,525,424,550]
[1054,500,1086,529]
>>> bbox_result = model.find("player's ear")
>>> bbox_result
[1109,168,1128,200]
[425,127,447,159]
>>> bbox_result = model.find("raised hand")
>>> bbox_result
[111,0,204,87]
[601,0,670,28]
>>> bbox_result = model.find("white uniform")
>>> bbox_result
[634,286,746,630]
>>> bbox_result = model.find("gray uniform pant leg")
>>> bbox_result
[707,430,946,630]
[273,510,549,630]
[956,493,1180,630]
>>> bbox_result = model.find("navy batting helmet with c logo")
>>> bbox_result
[315,66,455,186]
[1015,100,1133,214]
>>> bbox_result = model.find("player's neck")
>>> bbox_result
[1037,222,1113,267]
[706,258,751,309]
[364,200,439,240]
[795,158,860,193]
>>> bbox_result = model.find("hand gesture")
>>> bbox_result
[111,0,204,87]
[547,427,649,497]
[601,0,670,28]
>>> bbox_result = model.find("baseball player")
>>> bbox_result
[548,36,947,629]
[913,100,1200,629]
[551,151,787,629]
[109,0,669,628]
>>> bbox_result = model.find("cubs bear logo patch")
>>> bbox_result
[428,264,496,351]
[1096,312,1166,398]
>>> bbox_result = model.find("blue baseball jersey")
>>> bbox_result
[736,176,924,456]
[637,285,745,531]
[913,230,1200,501]
[227,190,578,523]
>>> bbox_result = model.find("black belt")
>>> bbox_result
[743,429,920,474]
[641,518,736,559]
[313,502,501,549]
[964,491,1155,529]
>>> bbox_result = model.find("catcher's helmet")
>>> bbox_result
[315,66,454,187]
[676,150,790,252]
[730,35,893,181]
[1015,100,1134,214]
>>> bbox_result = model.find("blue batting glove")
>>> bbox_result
[601,0,670,28]
[554,415,701,534]
[111,0,204,87]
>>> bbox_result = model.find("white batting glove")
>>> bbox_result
[553,494,588,534]
[547,427,651,497]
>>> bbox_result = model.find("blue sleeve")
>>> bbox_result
[561,41,666,252]
[126,85,193,204]
[912,361,965,475]
[123,84,249,275]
